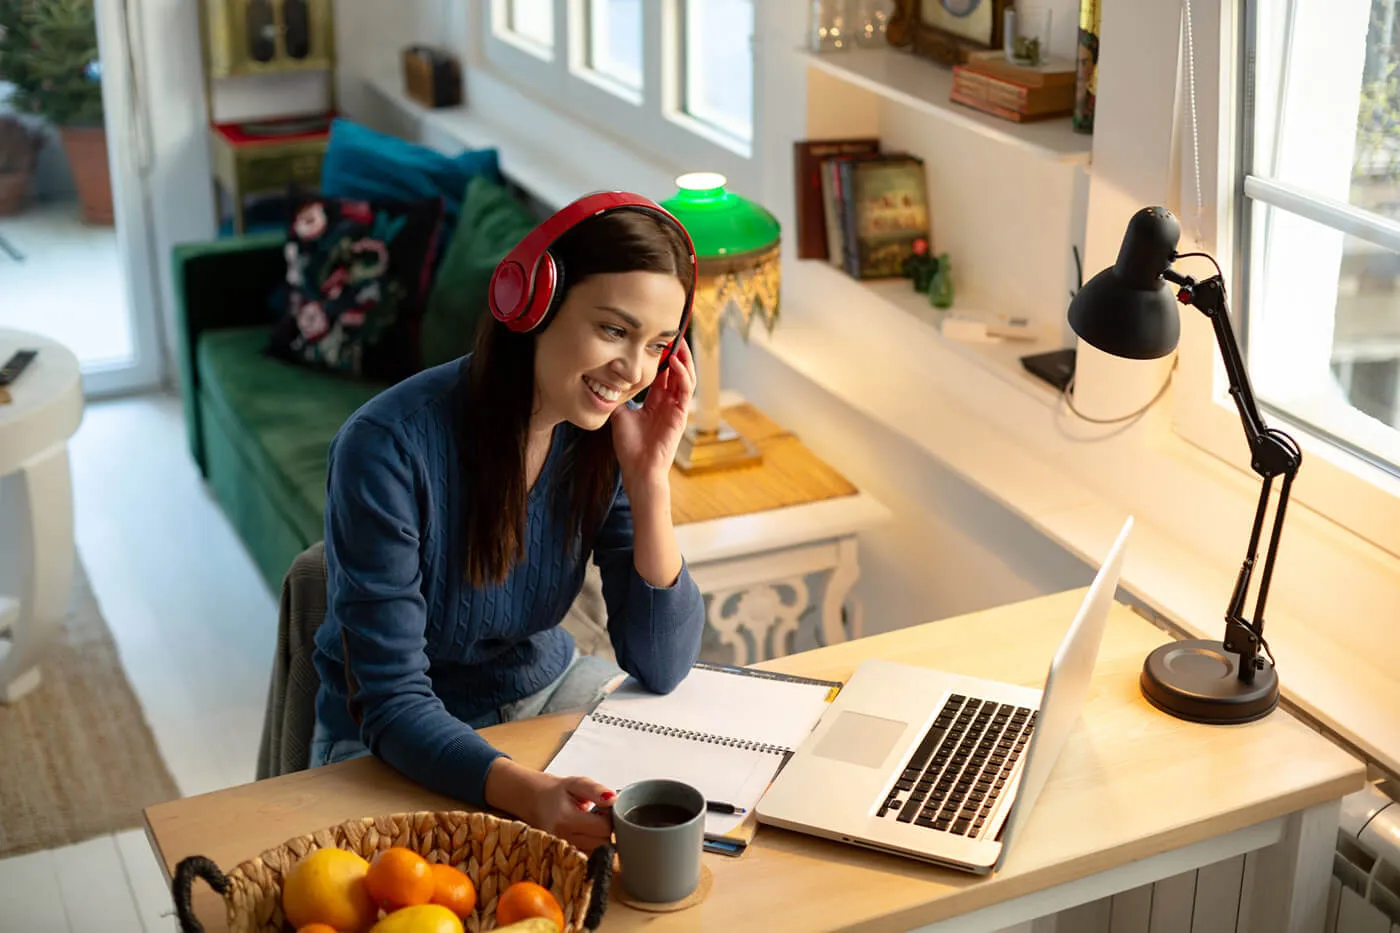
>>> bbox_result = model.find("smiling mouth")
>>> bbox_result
[584,375,624,403]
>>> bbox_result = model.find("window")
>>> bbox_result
[482,0,757,184]
[502,0,554,55]
[1239,0,1400,475]
[681,0,755,144]
[586,0,642,92]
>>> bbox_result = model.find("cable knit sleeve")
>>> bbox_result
[593,482,705,694]
[324,418,506,805]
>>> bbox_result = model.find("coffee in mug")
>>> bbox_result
[611,779,705,903]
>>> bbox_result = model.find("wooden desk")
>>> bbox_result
[145,590,1364,933]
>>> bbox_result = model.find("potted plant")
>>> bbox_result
[0,0,111,224]
[0,114,41,214]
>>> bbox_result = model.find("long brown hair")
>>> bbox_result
[460,207,694,588]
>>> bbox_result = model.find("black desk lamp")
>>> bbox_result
[1068,206,1300,724]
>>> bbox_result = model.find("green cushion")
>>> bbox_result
[196,325,387,540]
[420,175,540,369]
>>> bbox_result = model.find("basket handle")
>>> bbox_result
[583,842,614,931]
[172,855,231,933]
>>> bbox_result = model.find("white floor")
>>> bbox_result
[0,392,278,931]
[0,199,135,369]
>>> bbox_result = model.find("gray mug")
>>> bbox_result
[611,779,705,903]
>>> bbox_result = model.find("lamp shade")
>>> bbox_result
[660,172,781,266]
[1068,206,1183,360]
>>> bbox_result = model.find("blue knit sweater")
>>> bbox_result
[312,356,705,806]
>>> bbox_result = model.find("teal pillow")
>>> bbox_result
[319,119,501,231]
[420,176,540,369]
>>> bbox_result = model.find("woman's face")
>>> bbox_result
[533,270,687,432]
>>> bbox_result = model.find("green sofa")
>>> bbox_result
[171,175,544,597]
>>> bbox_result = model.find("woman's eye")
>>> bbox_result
[649,341,670,354]
[601,324,626,339]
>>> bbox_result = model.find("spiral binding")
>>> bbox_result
[591,712,789,756]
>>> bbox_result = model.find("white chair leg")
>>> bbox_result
[0,443,75,703]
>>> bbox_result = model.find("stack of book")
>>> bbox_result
[793,137,932,280]
[949,50,1075,123]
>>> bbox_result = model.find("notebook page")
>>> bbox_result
[595,666,835,751]
[544,716,778,839]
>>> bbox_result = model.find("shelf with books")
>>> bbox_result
[800,47,1092,166]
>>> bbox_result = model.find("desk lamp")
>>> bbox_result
[660,173,781,474]
[1068,206,1300,724]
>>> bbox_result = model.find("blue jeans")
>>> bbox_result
[309,650,626,768]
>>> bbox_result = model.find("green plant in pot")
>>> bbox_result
[0,0,112,224]
[0,114,42,215]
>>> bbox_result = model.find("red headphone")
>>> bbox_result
[488,191,697,371]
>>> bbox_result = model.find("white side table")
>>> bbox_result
[670,394,892,665]
[0,329,83,703]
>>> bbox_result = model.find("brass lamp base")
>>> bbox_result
[674,420,762,475]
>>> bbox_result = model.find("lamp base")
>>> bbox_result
[674,420,762,475]
[1140,639,1280,724]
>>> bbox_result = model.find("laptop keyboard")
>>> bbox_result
[876,694,1036,838]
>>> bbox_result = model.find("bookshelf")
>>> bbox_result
[800,47,1092,166]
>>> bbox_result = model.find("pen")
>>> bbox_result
[706,801,747,815]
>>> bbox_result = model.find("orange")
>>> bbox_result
[297,926,340,933]
[365,847,435,912]
[282,847,377,933]
[427,863,476,919]
[367,903,464,933]
[496,880,563,931]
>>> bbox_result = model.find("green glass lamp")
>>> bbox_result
[660,172,782,474]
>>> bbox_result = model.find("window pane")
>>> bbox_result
[1245,201,1400,468]
[506,0,553,50]
[684,0,754,142]
[587,0,642,90]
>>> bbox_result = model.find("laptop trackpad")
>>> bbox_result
[813,711,908,768]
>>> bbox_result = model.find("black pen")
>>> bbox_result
[706,801,747,815]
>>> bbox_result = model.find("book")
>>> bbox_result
[838,155,931,279]
[952,66,1074,119]
[793,138,880,260]
[544,662,842,856]
[961,50,1077,88]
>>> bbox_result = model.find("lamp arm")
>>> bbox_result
[1164,269,1302,683]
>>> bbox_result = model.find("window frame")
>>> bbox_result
[480,0,759,194]
[1170,0,1400,560]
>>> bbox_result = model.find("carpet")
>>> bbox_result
[0,559,180,858]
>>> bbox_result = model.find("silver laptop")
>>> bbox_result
[756,516,1134,874]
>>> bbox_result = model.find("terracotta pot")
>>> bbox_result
[0,170,32,216]
[58,125,114,226]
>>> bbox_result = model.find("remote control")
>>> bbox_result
[0,349,38,387]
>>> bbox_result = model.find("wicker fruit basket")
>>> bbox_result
[172,810,614,933]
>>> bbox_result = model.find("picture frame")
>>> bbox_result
[888,0,1012,66]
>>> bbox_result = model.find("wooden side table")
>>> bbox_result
[208,120,330,234]
[671,400,890,664]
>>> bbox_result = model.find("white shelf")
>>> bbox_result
[801,47,1092,165]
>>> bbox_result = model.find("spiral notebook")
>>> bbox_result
[544,662,842,855]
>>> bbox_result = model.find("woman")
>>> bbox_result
[309,193,706,853]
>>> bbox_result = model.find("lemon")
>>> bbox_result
[369,903,466,933]
[282,847,377,933]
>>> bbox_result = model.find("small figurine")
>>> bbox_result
[903,237,939,293]
[928,252,954,308]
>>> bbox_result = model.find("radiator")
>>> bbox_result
[991,783,1400,933]
[1329,783,1400,933]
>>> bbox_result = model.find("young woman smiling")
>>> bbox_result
[309,193,705,852]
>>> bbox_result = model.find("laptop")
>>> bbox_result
[756,516,1134,874]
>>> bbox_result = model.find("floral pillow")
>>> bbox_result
[265,196,445,381]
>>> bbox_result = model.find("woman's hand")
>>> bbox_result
[611,339,697,490]
[485,758,615,852]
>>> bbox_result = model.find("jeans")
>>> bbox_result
[309,650,626,769]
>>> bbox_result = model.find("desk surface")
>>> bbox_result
[145,590,1364,932]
